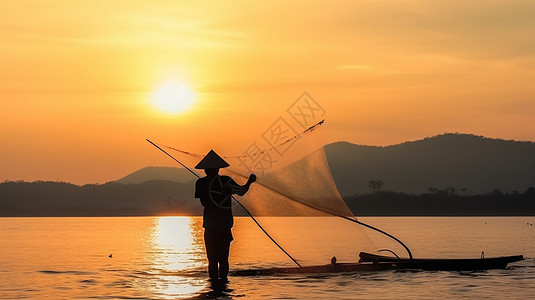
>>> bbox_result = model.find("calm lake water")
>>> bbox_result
[1,217,534,299]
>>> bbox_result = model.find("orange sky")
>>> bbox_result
[1,0,534,184]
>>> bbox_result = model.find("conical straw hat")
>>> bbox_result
[195,149,230,169]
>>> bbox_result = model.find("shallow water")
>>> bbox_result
[0,217,534,299]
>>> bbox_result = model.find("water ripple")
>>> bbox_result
[38,270,94,275]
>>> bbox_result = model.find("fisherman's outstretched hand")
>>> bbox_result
[248,174,257,183]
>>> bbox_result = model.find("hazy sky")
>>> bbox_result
[1,0,534,184]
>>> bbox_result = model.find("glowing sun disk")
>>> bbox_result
[152,83,195,114]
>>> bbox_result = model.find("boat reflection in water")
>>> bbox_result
[145,217,206,298]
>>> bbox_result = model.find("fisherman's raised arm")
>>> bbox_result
[231,174,256,196]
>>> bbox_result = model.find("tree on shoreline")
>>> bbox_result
[368,180,384,193]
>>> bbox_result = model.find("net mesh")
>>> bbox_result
[154,122,380,266]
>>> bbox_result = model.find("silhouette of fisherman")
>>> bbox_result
[194,150,256,282]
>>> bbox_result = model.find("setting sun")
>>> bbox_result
[151,82,195,114]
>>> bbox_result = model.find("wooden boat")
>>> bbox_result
[233,252,523,276]
[234,261,394,276]
[358,252,524,271]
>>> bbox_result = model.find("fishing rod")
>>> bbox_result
[147,139,200,178]
[146,139,302,267]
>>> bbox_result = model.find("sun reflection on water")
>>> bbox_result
[147,216,206,299]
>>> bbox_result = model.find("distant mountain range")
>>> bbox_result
[117,133,535,196]
[1,133,534,216]
[117,166,194,184]
[326,133,535,196]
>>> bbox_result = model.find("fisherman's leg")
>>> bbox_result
[218,239,231,281]
[204,230,218,280]
[217,229,232,281]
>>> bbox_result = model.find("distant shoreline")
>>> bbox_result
[1,181,533,217]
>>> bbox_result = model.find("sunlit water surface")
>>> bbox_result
[1,217,534,299]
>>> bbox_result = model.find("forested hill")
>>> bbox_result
[0,180,201,217]
[325,133,535,197]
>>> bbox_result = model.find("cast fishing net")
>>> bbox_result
[151,121,407,267]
